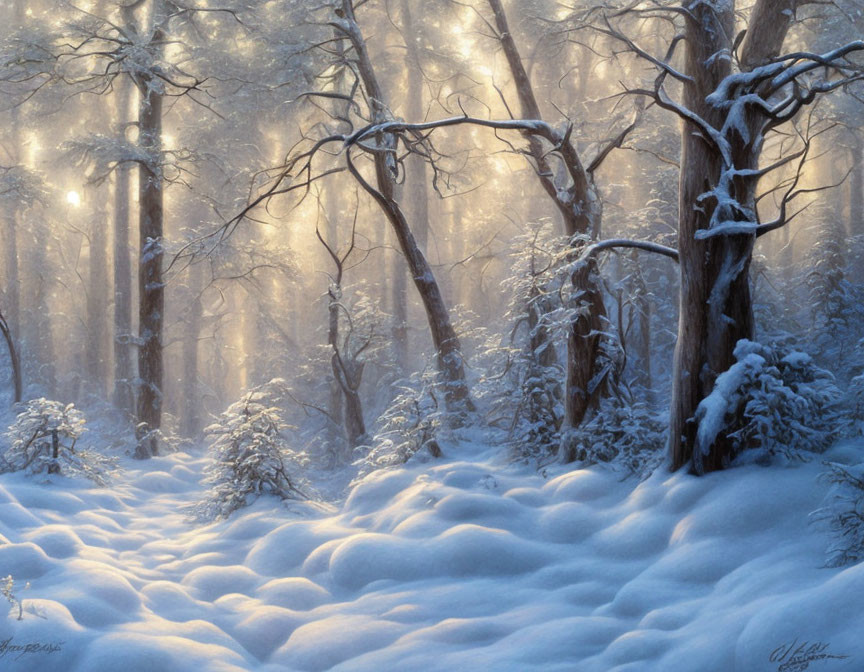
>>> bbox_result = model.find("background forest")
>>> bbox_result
[0,1,864,670]
[1,0,862,477]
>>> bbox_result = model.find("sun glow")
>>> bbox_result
[66,191,81,207]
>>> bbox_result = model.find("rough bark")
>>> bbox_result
[670,0,798,472]
[134,69,165,458]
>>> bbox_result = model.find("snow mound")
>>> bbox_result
[0,444,860,671]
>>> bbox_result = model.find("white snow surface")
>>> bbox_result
[0,438,862,671]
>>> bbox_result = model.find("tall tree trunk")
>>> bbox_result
[669,0,795,472]
[670,1,740,472]
[338,1,472,413]
[486,0,606,433]
[392,0,432,370]
[113,80,135,414]
[135,69,165,458]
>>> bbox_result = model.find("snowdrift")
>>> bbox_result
[0,442,862,671]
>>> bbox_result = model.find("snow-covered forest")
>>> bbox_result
[0,0,863,670]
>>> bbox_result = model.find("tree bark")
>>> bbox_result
[669,0,797,472]
[113,80,135,415]
[135,70,165,458]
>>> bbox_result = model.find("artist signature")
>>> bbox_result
[0,637,63,661]
[770,639,850,672]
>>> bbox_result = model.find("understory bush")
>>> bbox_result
[813,461,864,567]
[693,340,841,472]
[559,398,665,478]
[0,398,115,484]
[192,379,312,521]
[353,369,444,482]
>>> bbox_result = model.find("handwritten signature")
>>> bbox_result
[770,639,850,672]
[0,637,63,661]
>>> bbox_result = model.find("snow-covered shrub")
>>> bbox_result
[813,461,864,567]
[353,369,443,481]
[693,340,841,472]
[192,380,311,521]
[847,367,864,438]
[0,399,115,484]
[472,221,574,458]
[559,399,665,477]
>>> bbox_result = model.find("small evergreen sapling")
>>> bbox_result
[193,380,311,521]
[353,369,443,482]
[0,399,114,484]
[693,340,840,472]
[559,398,665,477]
[813,461,864,567]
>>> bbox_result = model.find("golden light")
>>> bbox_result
[66,191,81,207]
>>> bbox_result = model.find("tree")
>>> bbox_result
[47,0,242,455]
[225,0,475,415]
[589,0,864,472]
[481,0,646,432]
[0,307,21,403]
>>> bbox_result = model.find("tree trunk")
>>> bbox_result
[342,366,366,448]
[339,1,473,413]
[669,0,796,472]
[393,0,433,370]
[0,308,21,403]
[486,0,606,431]
[113,80,135,415]
[135,71,165,458]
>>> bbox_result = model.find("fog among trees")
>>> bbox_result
[0,1,863,667]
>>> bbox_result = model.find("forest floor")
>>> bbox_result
[0,436,862,672]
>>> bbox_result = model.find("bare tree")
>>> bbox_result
[584,0,863,471]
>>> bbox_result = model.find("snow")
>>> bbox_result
[0,441,862,671]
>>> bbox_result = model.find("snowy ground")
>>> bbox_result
[0,437,862,672]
